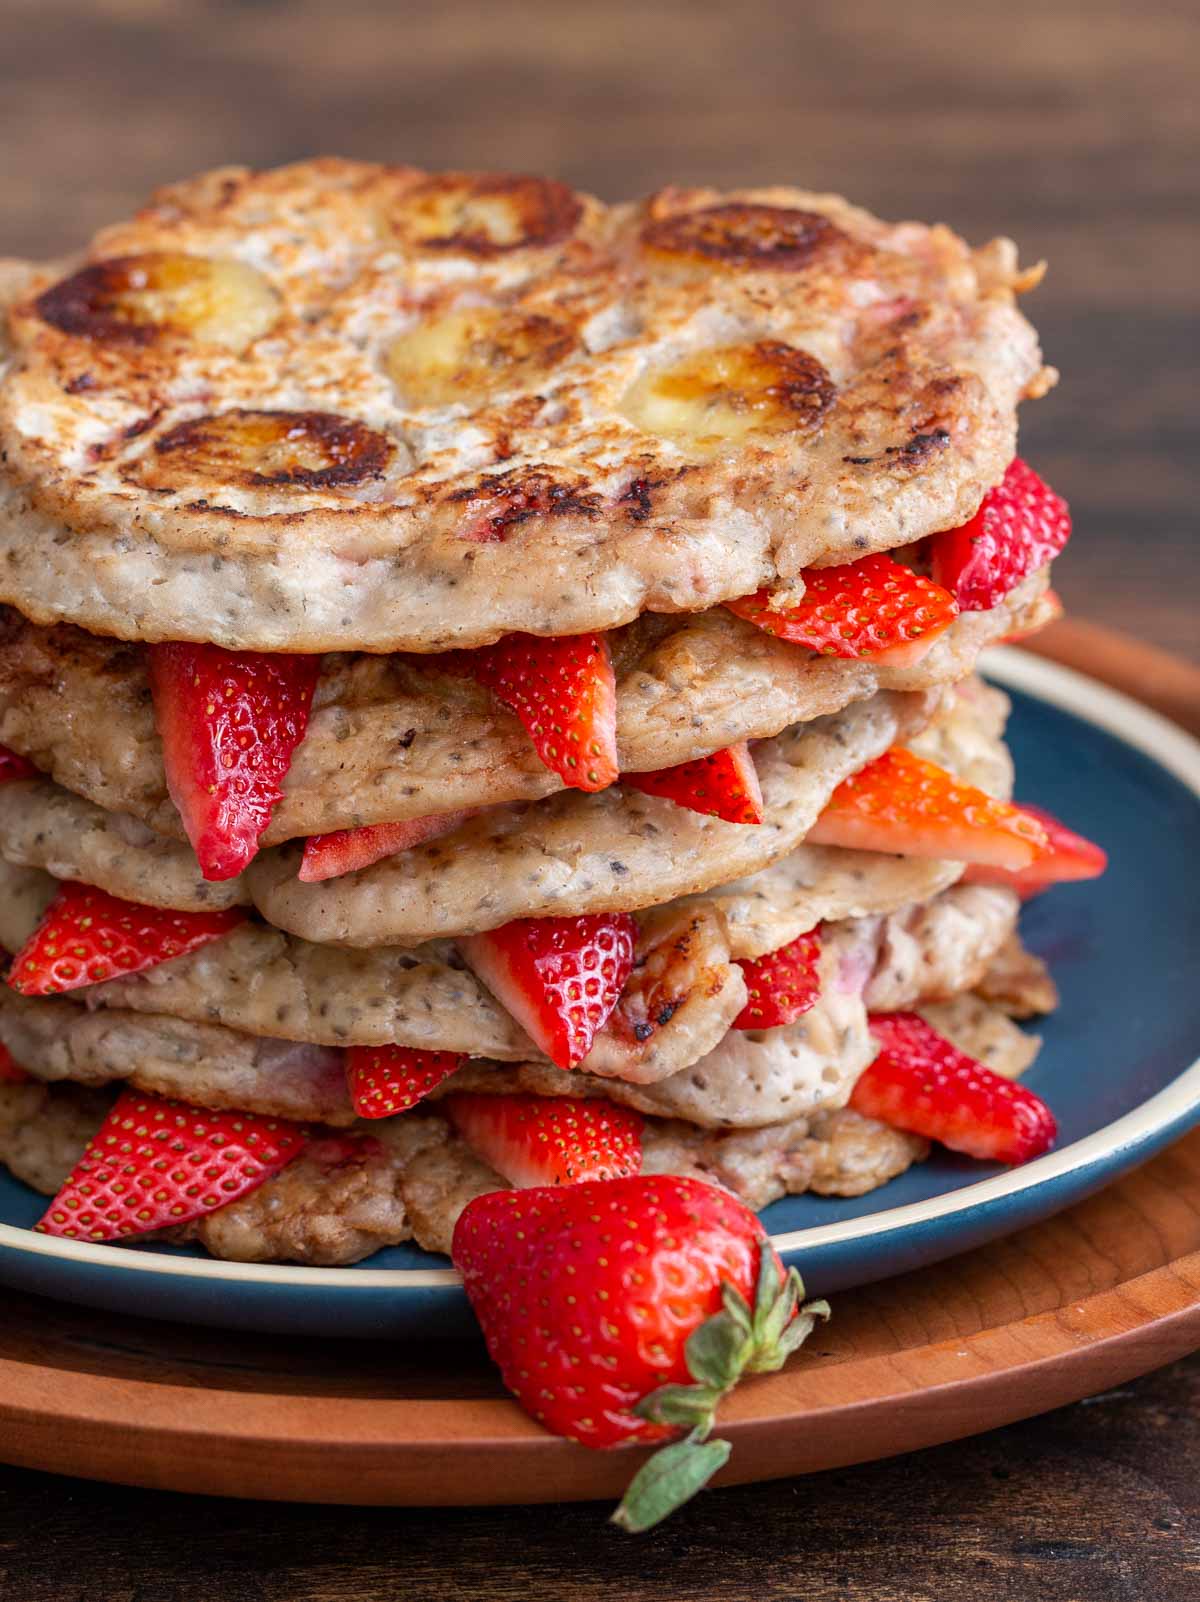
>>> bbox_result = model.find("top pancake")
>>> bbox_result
[0,159,1050,652]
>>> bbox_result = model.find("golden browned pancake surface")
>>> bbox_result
[0,161,1050,650]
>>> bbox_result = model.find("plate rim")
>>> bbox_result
[2,644,1198,1293]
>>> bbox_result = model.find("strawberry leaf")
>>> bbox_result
[774,1300,832,1365]
[633,1383,721,1433]
[720,1279,755,1336]
[611,1433,732,1533]
[683,1309,752,1392]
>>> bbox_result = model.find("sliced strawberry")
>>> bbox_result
[0,1043,30,1084]
[0,743,37,782]
[726,553,957,666]
[345,1045,467,1118]
[963,803,1107,898]
[446,631,617,791]
[807,747,1048,870]
[624,742,764,824]
[733,927,823,1029]
[852,1011,1057,1163]
[930,458,1071,611]
[148,642,321,880]
[6,882,244,997]
[445,1092,643,1186]
[299,810,476,882]
[35,1090,307,1241]
[460,912,637,1069]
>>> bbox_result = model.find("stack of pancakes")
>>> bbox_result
[0,162,1063,1264]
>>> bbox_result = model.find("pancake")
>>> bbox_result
[0,939,1041,1264]
[0,1075,930,1263]
[0,681,1012,963]
[0,162,1050,653]
[0,882,1027,1108]
[246,688,933,946]
[0,778,251,911]
[0,865,740,1081]
[0,574,1048,844]
[0,973,863,1133]
[0,992,357,1124]
[0,1078,431,1263]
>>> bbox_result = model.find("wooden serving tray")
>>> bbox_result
[0,621,1197,1506]
[2,1127,1200,1504]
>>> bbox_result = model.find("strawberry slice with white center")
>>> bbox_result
[445,1092,643,1186]
[299,810,477,882]
[0,743,37,782]
[0,1043,30,1084]
[445,631,617,792]
[35,1090,307,1241]
[963,803,1107,899]
[726,553,958,667]
[148,642,321,880]
[930,458,1071,611]
[345,1045,467,1118]
[6,882,245,997]
[733,927,822,1029]
[460,912,637,1069]
[852,1012,1057,1163]
[624,742,764,824]
[806,747,1048,870]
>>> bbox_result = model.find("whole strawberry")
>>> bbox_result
[452,1173,828,1530]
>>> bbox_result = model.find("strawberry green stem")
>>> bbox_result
[611,1253,829,1532]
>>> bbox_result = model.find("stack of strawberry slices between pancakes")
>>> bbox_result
[0,163,1103,1274]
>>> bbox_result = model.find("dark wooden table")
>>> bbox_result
[0,0,1197,1595]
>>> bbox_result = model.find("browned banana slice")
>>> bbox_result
[35,253,280,352]
[621,341,835,453]
[138,409,394,492]
[641,202,841,271]
[385,305,578,407]
[391,173,582,255]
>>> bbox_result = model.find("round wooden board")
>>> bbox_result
[1,621,1198,1506]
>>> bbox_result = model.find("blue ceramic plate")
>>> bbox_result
[1,649,1198,1338]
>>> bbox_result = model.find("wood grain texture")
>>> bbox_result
[3,1125,1200,1511]
[1,1358,1198,1602]
[0,1,1196,1594]
[1028,619,1200,737]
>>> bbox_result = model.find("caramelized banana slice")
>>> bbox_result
[621,341,835,453]
[641,202,841,271]
[35,253,280,352]
[386,305,578,407]
[391,174,583,255]
[138,409,394,492]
